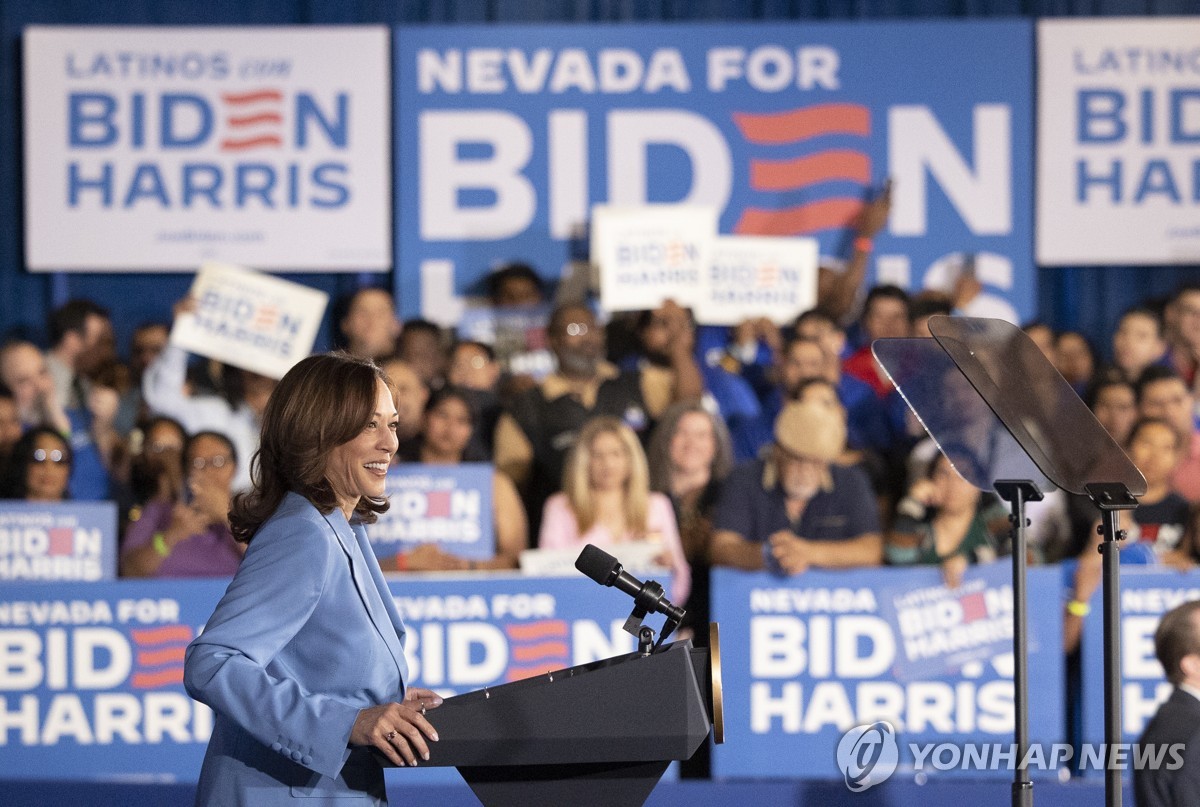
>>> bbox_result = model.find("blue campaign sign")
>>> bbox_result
[0,501,118,581]
[0,573,657,782]
[711,566,1063,780]
[877,561,1029,681]
[395,20,1034,323]
[0,578,226,781]
[367,464,495,562]
[1079,566,1200,762]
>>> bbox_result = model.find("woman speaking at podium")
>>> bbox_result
[184,353,441,805]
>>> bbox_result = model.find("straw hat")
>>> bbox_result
[773,400,846,463]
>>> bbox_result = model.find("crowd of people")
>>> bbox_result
[4,243,1200,647]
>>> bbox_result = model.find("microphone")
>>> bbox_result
[575,544,686,625]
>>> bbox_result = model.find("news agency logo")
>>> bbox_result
[836,721,899,792]
[835,722,1188,791]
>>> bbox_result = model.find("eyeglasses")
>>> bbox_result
[190,455,230,470]
[32,448,66,464]
[564,323,590,337]
[148,441,182,454]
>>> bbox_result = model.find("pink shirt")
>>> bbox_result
[1170,431,1200,504]
[538,492,691,605]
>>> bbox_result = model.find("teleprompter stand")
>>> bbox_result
[383,625,723,807]
[874,316,1145,807]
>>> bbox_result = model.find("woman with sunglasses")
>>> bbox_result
[120,430,244,577]
[0,427,73,501]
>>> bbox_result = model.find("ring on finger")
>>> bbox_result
[385,730,397,741]
[419,704,426,715]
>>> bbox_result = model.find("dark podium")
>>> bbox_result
[383,545,723,806]
[405,633,720,806]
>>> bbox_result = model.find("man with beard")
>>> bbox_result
[494,301,700,537]
[709,400,882,575]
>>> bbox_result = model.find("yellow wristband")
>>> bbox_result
[152,532,171,558]
[1066,599,1090,617]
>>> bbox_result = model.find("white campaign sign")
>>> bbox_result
[170,261,328,378]
[592,205,716,312]
[1037,18,1200,265]
[23,26,390,270]
[697,236,818,325]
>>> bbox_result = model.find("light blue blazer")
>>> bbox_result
[185,492,409,805]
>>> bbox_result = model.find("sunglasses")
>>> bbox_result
[32,448,66,464]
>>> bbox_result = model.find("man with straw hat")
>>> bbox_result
[709,399,883,575]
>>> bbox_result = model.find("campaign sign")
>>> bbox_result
[0,575,658,782]
[0,579,223,781]
[169,261,328,379]
[23,26,390,271]
[395,21,1034,324]
[457,304,555,380]
[367,464,495,562]
[697,235,818,325]
[711,566,1063,780]
[1079,566,1200,761]
[592,204,715,312]
[1037,19,1200,265]
[877,561,1023,681]
[0,502,117,582]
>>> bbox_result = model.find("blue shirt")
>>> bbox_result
[713,459,881,548]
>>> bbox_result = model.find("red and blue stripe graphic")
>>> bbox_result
[732,103,872,236]
[129,625,193,689]
[503,620,569,682]
[220,89,284,151]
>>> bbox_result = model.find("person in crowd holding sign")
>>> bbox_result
[1134,599,1200,807]
[885,452,1008,588]
[184,352,441,805]
[121,431,244,578]
[647,402,734,631]
[538,416,690,604]
[710,400,882,576]
[142,297,276,493]
[382,386,527,572]
[495,302,699,536]
[0,426,73,502]
[623,302,761,462]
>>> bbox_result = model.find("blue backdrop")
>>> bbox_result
[0,1,1196,358]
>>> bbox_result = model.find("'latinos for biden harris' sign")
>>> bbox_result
[22,26,390,271]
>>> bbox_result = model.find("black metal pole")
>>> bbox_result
[1084,482,1137,807]
[1100,508,1124,807]
[994,480,1041,807]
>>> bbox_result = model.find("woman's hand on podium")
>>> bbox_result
[351,689,443,767]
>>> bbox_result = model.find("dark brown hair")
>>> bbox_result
[1155,599,1200,686]
[230,352,392,543]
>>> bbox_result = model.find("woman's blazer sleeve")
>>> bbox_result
[183,512,362,780]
